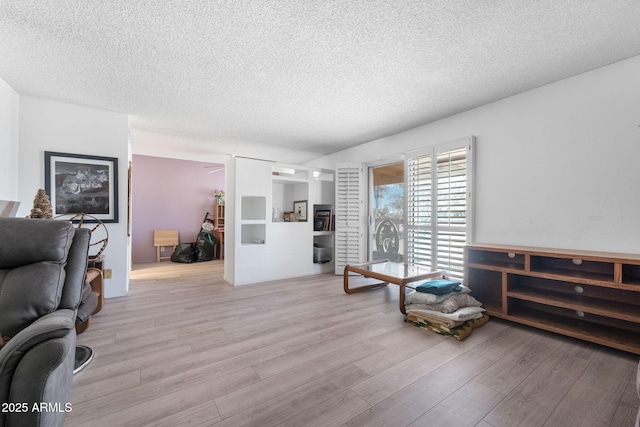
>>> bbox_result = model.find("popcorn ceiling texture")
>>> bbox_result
[1,1,640,163]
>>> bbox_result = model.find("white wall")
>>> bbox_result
[308,55,640,254]
[18,96,130,297]
[0,77,19,201]
[223,157,236,285]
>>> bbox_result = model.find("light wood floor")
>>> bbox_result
[66,261,640,427]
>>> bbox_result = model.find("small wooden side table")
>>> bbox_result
[154,230,179,262]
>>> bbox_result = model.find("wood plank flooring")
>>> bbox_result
[66,261,640,426]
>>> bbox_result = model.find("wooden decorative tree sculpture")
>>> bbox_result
[27,188,53,219]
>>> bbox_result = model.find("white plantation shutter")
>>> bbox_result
[335,163,364,274]
[405,137,474,279]
[406,152,433,270]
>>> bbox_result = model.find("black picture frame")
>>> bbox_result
[314,217,326,231]
[293,200,307,221]
[45,151,119,223]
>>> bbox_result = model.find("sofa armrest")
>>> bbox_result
[0,309,76,427]
[0,309,74,357]
[0,309,74,380]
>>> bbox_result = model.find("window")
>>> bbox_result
[405,137,475,279]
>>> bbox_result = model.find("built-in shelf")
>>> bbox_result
[240,196,266,245]
[312,203,333,264]
[241,196,266,221]
[272,165,309,222]
[228,156,335,285]
[241,224,266,245]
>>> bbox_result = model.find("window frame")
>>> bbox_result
[404,136,475,278]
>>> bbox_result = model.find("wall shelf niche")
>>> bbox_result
[312,203,333,264]
[241,224,266,245]
[271,165,310,222]
[240,196,266,245]
[241,196,266,221]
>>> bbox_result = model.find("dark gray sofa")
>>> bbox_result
[0,217,89,427]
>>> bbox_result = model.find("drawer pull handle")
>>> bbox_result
[508,253,516,259]
[572,259,583,265]
[575,310,585,318]
[574,286,584,294]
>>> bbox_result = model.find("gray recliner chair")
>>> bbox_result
[0,217,89,427]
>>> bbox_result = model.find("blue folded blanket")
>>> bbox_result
[415,279,462,295]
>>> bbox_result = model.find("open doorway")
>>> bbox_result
[368,161,404,262]
[129,155,225,271]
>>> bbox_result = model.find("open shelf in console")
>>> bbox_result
[622,264,640,286]
[529,255,614,283]
[505,300,640,354]
[507,275,640,323]
[465,267,503,313]
[466,248,525,271]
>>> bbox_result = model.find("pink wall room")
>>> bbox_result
[131,155,225,263]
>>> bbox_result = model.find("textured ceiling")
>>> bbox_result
[2,1,640,164]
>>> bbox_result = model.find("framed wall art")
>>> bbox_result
[45,151,119,223]
[293,200,307,221]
